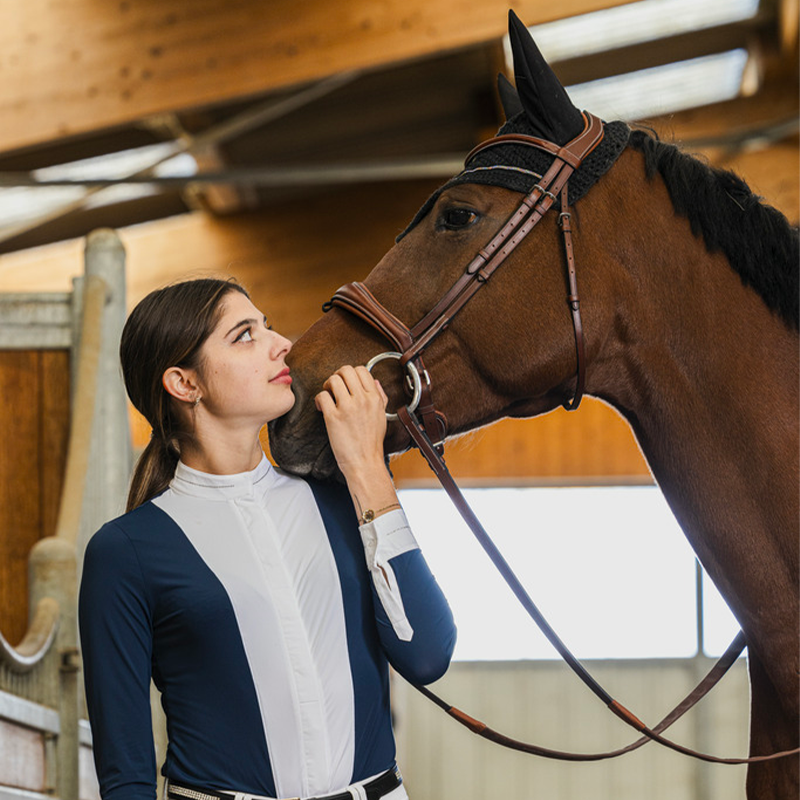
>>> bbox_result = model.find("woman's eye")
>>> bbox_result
[236,328,254,343]
[440,208,479,230]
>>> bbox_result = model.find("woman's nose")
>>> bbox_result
[271,331,292,358]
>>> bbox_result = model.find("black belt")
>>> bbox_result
[167,767,401,800]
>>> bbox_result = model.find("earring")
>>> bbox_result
[193,396,201,408]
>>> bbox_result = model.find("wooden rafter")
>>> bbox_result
[1,0,640,155]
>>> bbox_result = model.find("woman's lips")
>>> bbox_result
[270,367,292,385]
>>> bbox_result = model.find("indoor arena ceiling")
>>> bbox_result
[0,0,797,256]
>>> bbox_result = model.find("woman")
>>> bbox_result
[78,278,456,800]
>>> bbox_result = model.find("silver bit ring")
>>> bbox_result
[365,351,422,420]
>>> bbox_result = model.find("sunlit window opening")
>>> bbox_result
[564,50,750,122]
[522,0,760,61]
[399,486,740,661]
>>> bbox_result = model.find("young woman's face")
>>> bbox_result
[194,290,295,428]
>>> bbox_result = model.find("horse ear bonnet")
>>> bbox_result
[397,10,630,240]
[497,73,523,120]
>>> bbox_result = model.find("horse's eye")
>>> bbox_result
[440,207,479,230]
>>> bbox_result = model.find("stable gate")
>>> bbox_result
[0,230,131,800]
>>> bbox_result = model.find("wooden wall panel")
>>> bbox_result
[39,352,71,539]
[0,350,69,646]
[389,400,650,485]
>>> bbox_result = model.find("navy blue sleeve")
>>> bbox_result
[79,522,157,800]
[373,548,456,685]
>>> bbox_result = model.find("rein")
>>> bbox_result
[323,114,800,764]
[399,405,797,765]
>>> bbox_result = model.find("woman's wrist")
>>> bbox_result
[343,459,400,525]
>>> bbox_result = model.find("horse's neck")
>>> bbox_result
[590,195,798,656]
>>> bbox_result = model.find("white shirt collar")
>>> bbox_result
[170,452,275,500]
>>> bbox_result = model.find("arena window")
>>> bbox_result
[399,486,740,661]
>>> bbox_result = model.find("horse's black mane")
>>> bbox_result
[629,129,799,330]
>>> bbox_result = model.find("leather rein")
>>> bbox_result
[323,113,799,764]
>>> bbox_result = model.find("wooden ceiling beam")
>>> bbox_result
[0,0,639,156]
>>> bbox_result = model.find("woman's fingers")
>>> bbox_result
[314,387,335,413]
[326,365,374,396]
[320,365,385,410]
[353,364,377,393]
[319,372,347,403]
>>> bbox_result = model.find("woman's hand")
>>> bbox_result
[315,365,398,520]
[315,365,388,478]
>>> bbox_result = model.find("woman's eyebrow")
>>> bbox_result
[224,318,257,337]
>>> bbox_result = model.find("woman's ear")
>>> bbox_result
[162,366,201,405]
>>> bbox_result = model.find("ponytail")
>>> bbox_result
[126,434,180,513]
[121,279,249,511]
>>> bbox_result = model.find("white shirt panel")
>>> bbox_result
[153,458,355,797]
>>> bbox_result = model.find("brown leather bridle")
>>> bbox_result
[326,111,606,450]
[322,113,800,764]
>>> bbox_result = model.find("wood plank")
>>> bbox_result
[779,0,800,54]
[0,352,42,647]
[0,0,639,155]
[38,351,70,542]
[0,350,69,646]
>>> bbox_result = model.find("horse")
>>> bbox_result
[268,11,799,799]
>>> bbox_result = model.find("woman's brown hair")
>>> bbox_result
[120,278,249,511]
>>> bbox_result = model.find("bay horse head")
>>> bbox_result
[270,10,637,476]
[270,11,799,797]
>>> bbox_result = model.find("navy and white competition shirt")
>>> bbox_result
[79,455,456,800]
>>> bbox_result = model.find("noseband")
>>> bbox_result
[324,112,605,447]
